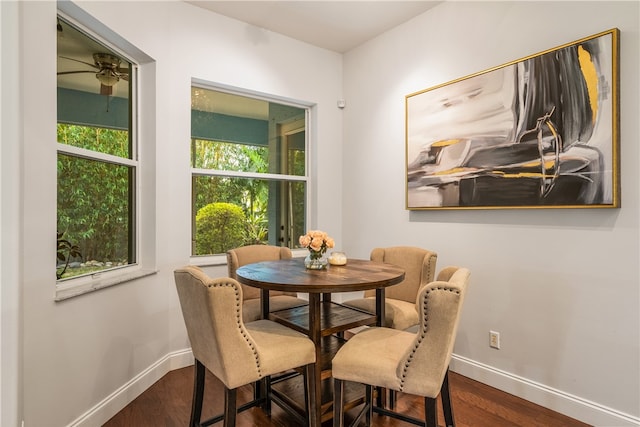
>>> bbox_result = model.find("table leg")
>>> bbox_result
[258,289,271,403]
[307,293,322,426]
[260,289,270,320]
[375,288,387,408]
[375,288,386,327]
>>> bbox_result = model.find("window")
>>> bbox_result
[56,17,138,286]
[190,85,308,257]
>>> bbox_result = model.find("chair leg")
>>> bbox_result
[223,387,238,427]
[262,376,272,416]
[441,370,455,427]
[425,396,437,427]
[253,380,261,402]
[190,360,205,427]
[376,387,386,408]
[333,378,345,427]
[365,384,373,426]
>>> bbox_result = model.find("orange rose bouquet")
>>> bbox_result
[299,230,335,260]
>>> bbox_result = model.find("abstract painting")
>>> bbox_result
[406,29,619,210]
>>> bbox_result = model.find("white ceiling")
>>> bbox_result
[185,1,441,53]
[57,1,441,107]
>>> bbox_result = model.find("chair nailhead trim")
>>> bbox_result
[209,282,263,377]
[399,286,460,390]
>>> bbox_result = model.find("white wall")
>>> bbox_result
[16,1,343,426]
[1,2,23,427]
[342,1,639,426]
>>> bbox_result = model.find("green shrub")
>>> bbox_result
[195,202,246,255]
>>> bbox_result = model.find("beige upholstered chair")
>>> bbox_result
[174,266,317,427]
[342,246,437,331]
[227,244,308,322]
[332,267,470,427]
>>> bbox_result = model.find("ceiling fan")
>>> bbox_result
[57,53,129,96]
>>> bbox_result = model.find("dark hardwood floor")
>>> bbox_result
[104,366,591,427]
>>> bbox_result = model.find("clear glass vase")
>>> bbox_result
[304,252,328,270]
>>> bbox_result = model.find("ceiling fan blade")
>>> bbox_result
[59,55,99,69]
[57,70,97,76]
[100,84,113,96]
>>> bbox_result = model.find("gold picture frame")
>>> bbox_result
[405,28,620,210]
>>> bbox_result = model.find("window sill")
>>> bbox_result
[55,268,158,302]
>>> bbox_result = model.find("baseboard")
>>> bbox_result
[66,349,194,427]
[450,354,640,427]
[65,349,639,427]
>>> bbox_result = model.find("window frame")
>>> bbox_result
[55,9,156,301]
[189,81,312,265]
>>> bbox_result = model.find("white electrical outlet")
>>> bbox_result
[489,330,500,349]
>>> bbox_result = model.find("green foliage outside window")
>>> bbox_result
[57,124,132,279]
[192,139,272,253]
[191,137,308,254]
[56,231,83,280]
[195,202,246,255]
[192,139,268,209]
[58,123,130,158]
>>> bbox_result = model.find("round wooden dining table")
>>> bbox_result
[235,257,405,426]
